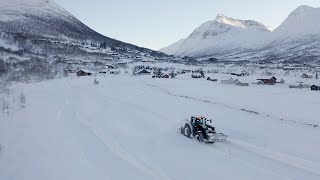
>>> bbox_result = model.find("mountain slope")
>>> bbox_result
[160,14,272,57]
[159,38,185,55]
[161,5,320,63]
[274,5,320,37]
[0,0,167,60]
[0,0,106,41]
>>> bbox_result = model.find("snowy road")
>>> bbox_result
[1,76,320,180]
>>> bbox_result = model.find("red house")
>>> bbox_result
[257,76,277,85]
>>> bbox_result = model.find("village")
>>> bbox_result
[63,60,320,93]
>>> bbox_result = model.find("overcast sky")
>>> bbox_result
[55,0,320,50]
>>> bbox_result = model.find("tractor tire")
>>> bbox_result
[195,132,204,142]
[183,124,192,138]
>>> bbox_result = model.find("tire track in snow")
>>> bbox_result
[146,83,319,128]
[56,82,157,179]
[75,111,171,180]
[147,82,320,178]
[69,85,172,180]
[179,134,293,180]
[227,138,320,177]
[53,84,113,180]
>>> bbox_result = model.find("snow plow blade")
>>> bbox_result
[208,133,228,143]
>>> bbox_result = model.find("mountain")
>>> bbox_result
[159,38,185,56]
[274,5,320,37]
[160,14,272,57]
[0,0,167,61]
[161,5,320,63]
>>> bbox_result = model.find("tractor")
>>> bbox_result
[180,116,227,143]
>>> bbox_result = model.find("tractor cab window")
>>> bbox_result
[195,118,204,125]
[191,117,196,124]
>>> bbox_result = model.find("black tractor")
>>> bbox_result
[180,116,227,143]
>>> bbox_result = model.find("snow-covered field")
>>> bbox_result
[1,74,320,180]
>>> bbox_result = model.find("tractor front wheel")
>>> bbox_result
[195,132,204,142]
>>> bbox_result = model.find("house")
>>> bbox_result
[207,77,217,82]
[289,84,304,89]
[235,80,249,87]
[192,73,204,78]
[241,70,249,76]
[64,69,77,73]
[153,73,170,79]
[98,70,107,74]
[161,74,170,79]
[117,62,127,66]
[110,70,120,74]
[76,70,93,76]
[231,72,245,77]
[106,64,118,69]
[137,69,151,75]
[303,84,311,88]
[182,70,192,73]
[221,77,235,84]
[311,85,319,91]
[256,80,264,85]
[283,66,295,70]
[236,73,245,77]
[257,76,277,85]
[301,73,313,79]
[259,64,267,69]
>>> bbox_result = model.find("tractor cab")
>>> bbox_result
[191,116,212,127]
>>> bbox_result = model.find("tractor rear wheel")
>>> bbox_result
[183,125,191,138]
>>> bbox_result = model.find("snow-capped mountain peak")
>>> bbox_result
[274,5,320,36]
[215,14,246,28]
[161,14,271,56]
[292,5,315,14]
[187,14,271,40]
[215,14,272,31]
[160,5,320,62]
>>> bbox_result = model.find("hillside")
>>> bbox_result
[0,0,168,62]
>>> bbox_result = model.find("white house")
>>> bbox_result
[235,79,249,86]
[289,83,310,89]
[289,84,304,89]
[137,69,151,75]
[221,77,235,84]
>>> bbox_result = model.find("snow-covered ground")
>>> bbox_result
[0,74,320,180]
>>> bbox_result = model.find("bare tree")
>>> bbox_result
[169,71,176,79]
[2,100,9,114]
[20,93,26,108]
